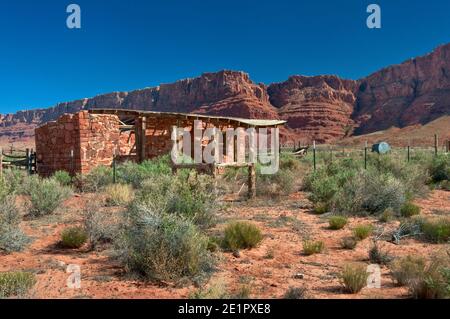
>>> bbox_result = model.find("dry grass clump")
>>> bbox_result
[104,183,134,206]
[60,227,88,249]
[340,263,369,294]
[340,237,358,250]
[0,271,36,298]
[283,286,308,299]
[352,224,374,241]
[328,215,348,230]
[302,240,324,256]
[400,202,421,218]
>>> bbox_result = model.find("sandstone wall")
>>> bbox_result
[35,111,133,177]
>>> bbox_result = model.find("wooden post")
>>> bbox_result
[364,141,368,170]
[141,116,147,163]
[407,145,410,163]
[434,134,438,156]
[113,155,116,184]
[313,140,316,172]
[248,163,256,199]
[26,148,30,174]
[0,147,3,178]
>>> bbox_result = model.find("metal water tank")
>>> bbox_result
[371,142,391,154]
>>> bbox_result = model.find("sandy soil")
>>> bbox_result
[0,190,448,299]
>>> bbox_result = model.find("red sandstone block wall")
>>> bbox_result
[35,111,134,177]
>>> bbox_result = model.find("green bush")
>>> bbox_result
[420,217,450,243]
[0,196,30,253]
[28,178,72,217]
[76,165,113,192]
[352,224,374,241]
[222,221,263,251]
[429,154,450,183]
[0,271,36,298]
[340,263,369,294]
[116,156,172,188]
[308,176,338,204]
[328,215,348,230]
[302,240,324,256]
[341,237,357,250]
[118,209,213,281]
[313,202,329,215]
[400,202,421,218]
[379,208,395,223]
[408,255,450,299]
[52,170,72,186]
[390,255,426,286]
[61,227,88,249]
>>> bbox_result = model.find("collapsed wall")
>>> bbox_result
[35,111,133,177]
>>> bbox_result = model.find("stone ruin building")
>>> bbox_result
[35,109,285,179]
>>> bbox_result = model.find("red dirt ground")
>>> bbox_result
[0,190,449,299]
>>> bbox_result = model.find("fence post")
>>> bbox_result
[26,148,30,175]
[407,145,410,163]
[313,140,316,172]
[0,147,3,178]
[113,154,117,184]
[434,134,438,156]
[364,141,368,170]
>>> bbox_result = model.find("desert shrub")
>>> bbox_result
[341,237,357,250]
[302,240,324,256]
[28,178,72,217]
[390,255,426,286]
[0,271,36,298]
[116,156,172,188]
[308,176,339,205]
[77,165,113,192]
[429,154,450,183]
[104,183,134,206]
[279,153,302,171]
[379,208,395,223]
[408,255,450,299]
[0,196,30,253]
[440,180,450,191]
[61,227,88,249]
[313,202,329,214]
[328,215,348,230]
[118,208,213,281]
[352,224,374,241]
[340,263,369,294]
[0,169,27,196]
[400,202,421,218]
[189,279,229,299]
[222,221,263,251]
[52,170,72,186]
[283,286,308,299]
[420,217,450,243]
[368,243,392,265]
[257,169,296,198]
[84,201,121,249]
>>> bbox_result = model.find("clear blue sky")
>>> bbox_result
[1,0,450,113]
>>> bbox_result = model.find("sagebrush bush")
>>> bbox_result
[76,165,113,192]
[222,221,263,251]
[257,169,296,199]
[390,255,426,286]
[302,240,324,256]
[352,224,374,241]
[28,178,71,217]
[0,196,30,253]
[379,208,395,223]
[0,271,36,298]
[61,227,88,249]
[328,215,348,230]
[189,279,229,299]
[84,201,121,249]
[340,263,369,294]
[341,237,357,250]
[104,183,134,206]
[420,217,450,243]
[368,243,392,265]
[119,208,213,281]
[313,202,329,215]
[408,255,450,299]
[429,154,449,183]
[308,176,338,205]
[116,156,172,188]
[283,286,308,299]
[52,170,72,186]
[400,202,421,218]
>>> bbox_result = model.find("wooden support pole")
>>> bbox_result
[248,163,256,199]
[364,141,368,170]
[0,147,3,178]
[141,116,147,163]
[313,140,316,172]
[434,134,438,156]
[26,148,30,174]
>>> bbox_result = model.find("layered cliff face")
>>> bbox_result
[354,43,450,134]
[1,44,450,145]
[268,75,358,142]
